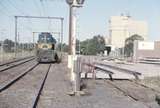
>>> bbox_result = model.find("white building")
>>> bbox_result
[108,15,148,48]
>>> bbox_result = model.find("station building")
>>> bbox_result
[108,15,148,48]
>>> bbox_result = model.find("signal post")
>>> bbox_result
[66,0,85,95]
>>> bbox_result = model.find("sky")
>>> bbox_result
[0,0,160,43]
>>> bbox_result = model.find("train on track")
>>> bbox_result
[36,32,60,63]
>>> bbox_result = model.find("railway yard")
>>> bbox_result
[0,55,160,108]
[0,0,160,108]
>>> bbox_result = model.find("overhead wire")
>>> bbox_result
[6,0,34,34]
[4,0,33,43]
[0,1,15,40]
[33,0,42,16]
[7,0,26,15]
[0,1,13,17]
[48,19,52,32]
[40,0,46,16]
[0,0,60,41]
[44,0,52,33]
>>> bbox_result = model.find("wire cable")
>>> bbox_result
[40,0,46,16]
[33,0,42,16]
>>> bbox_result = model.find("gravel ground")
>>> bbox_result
[107,80,160,108]
[0,64,50,108]
[140,77,160,92]
[0,51,34,63]
[37,57,148,108]
[0,59,37,86]
[0,57,34,71]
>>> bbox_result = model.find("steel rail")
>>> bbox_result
[95,62,160,94]
[83,62,114,75]
[32,64,51,108]
[104,80,152,108]
[0,57,35,72]
[82,62,114,80]
[0,63,39,92]
[96,62,141,79]
[0,56,34,66]
[130,79,160,94]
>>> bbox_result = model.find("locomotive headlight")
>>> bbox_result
[38,44,52,49]
[42,45,48,49]
[47,44,52,49]
[42,44,52,49]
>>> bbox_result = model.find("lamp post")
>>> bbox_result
[66,0,85,94]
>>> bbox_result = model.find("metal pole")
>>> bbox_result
[68,4,77,55]
[0,42,2,62]
[66,0,85,95]
[15,16,18,58]
[60,18,64,59]
[2,41,4,62]
[68,6,73,55]
[69,5,77,81]
[17,32,20,57]
[1,31,4,62]
[33,32,35,46]
[71,7,76,56]
[33,32,35,56]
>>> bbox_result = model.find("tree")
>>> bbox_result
[62,43,69,52]
[3,39,15,52]
[124,34,144,57]
[76,39,80,54]
[80,35,105,55]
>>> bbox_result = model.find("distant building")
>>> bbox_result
[133,41,160,61]
[108,15,148,48]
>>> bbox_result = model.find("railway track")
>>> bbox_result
[0,62,38,92]
[0,56,34,66]
[80,57,160,104]
[0,56,35,72]
[104,80,160,108]
[94,62,160,93]
[0,63,52,108]
[88,61,160,107]
[0,57,37,92]
[32,64,51,108]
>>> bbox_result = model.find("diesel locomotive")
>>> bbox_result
[36,32,60,63]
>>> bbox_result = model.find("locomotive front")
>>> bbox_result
[36,32,59,62]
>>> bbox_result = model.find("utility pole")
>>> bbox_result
[1,30,4,62]
[32,32,35,50]
[66,0,85,78]
[15,16,18,58]
[0,41,3,62]
[66,0,85,95]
